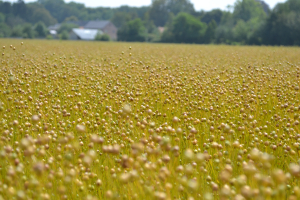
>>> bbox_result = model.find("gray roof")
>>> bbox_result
[66,21,89,27]
[84,21,110,29]
[48,24,61,31]
[72,28,102,40]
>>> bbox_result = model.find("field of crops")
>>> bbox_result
[0,39,300,200]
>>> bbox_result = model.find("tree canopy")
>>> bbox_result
[162,12,206,43]
[233,0,266,22]
[149,0,195,26]
[117,18,146,42]
[260,0,300,45]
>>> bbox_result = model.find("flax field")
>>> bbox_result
[0,40,300,200]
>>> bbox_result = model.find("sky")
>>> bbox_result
[5,0,287,11]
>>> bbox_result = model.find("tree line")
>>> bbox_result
[0,0,299,45]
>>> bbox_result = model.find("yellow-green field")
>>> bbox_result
[0,40,300,200]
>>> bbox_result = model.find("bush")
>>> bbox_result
[0,23,11,37]
[162,12,207,44]
[11,25,23,37]
[117,18,146,42]
[95,33,110,41]
[46,35,53,40]
[60,30,69,40]
[22,24,35,39]
[34,21,48,38]
[58,23,78,34]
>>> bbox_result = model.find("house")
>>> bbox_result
[70,28,103,41]
[69,21,89,28]
[48,23,61,32]
[48,20,118,41]
[84,21,117,40]
[48,24,60,39]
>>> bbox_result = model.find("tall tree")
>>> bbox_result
[0,12,5,23]
[148,0,169,27]
[261,0,300,45]
[0,23,11,37]
[219,0,267,44]
[117,18,146,42]
[200,9,224,25]
[233,0,266,22]
[162,12,206,43]
[22,23,35,38]
[12,0,27,19]
[40,0,65,22]
[111,12,136,28]
[34,21,48,37]
[27,4,57,26]
[0,2,12,15]
[204,20,217,43]
[149,0,195,27]
[215,11,234,44]
[57,23,78,34]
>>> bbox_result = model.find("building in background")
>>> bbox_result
[84,21,117,40]
[48,20,117,41]
[70,29,103,40]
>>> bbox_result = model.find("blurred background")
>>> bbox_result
[0,0,299,45]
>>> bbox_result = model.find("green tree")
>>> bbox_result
[161,28,175,43]
[0,23,11,37]
[204,20,217,43]
[117,5,149,19]
[200,9,224,25]
[60,30,69,40]
[111,12,134,28]
[171,12,206,43]
[144,20,158,42]
[11,25,23,37]
[95,33,110,41]
[27,4,57,26]
[167,0,195,16]
[222,0,267,44]
[57,23,78,34]
[64,15,78,22]
[261,0,300,45]
[143,12,159,42]
[233,0,266,22]
[117,18,146,42]
[149,0,195,27]
[148,0,169,27]
[39,0,65,22]
[0,2,12,15]
[34,21,48,37]
[233,20,248,44]
[22,23,35,38]
[12,0,27,19]
[5,15,26,27]
[0,13,5,23]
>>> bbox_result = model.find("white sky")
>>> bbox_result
[4,0,287,11]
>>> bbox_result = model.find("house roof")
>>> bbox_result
[48,24,61,31]
[50,30,57,35]
[67,21,89,27]
[84,20,110,30]
[72,28,102,40]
